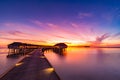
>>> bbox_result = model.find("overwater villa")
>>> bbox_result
[7,42,40,57]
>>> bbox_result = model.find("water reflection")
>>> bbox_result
[45,47,120,80]
[96,48,106,63]
[42,68,54,74]
[0,48,25,76]
[43,47,67,57]
[53,48,67,56]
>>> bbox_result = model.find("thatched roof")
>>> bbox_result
[54,43,68,48]
[8,42,39,49]
[8,42,22,48]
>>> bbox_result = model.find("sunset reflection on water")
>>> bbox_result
[45,47,120,80]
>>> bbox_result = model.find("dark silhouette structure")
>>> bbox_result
[41,43,68,56]
[53,48,67,56]
[52,43,68,56]
[7,42,40,57]
[54,43,68,48]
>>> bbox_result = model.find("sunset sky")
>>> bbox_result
[0,0,120,47]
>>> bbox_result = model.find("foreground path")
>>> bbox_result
[0,49,60,80]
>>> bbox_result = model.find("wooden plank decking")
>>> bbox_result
[0,49,60,80]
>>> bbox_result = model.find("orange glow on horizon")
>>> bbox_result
[0,37,120,48]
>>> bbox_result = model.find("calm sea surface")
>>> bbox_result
[1,47,120,80]
[0,48,24,76]
[44,47,120,80]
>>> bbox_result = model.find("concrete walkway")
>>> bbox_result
[0,49,60,80]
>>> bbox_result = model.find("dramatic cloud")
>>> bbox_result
[96,33,110,43]
[87,33,110,47]
[1,21,120,47]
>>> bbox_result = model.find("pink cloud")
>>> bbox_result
[0,30,12,36]
[87,33,111,47]
[31,20,43,26]
[1,23,53,40]
[30,20,96,41]
[71,23,79,28]
[46,23,83,39]
[0,37,47,44]
[2,21,119,46]
[1,22,98,44]
[8,30,31,37]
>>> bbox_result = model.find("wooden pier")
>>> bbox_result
[0,49,60,80]
[0,42,68,80]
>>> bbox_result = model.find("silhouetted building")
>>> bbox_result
[7,42,40,57]
[54,43,68,48]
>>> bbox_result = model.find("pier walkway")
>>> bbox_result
[0,49,60,80]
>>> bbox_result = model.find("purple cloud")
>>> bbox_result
[87,33,110,47]
[0,37,47,44]
[8,30,34,38]
[78,12,93,19]
[95,33,110,43]
[113,32,120,37]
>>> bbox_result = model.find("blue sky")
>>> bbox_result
[0,0,120,46]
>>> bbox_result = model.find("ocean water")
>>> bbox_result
[45,47,120,80]
[0,48,24,76]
